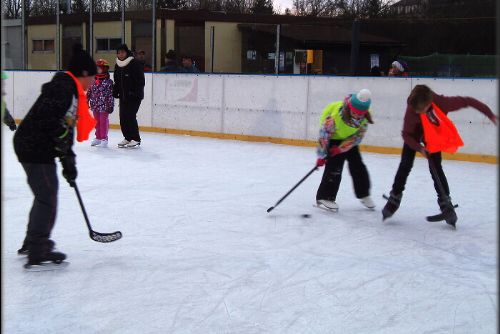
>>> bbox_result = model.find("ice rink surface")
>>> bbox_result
[2,129,497,333]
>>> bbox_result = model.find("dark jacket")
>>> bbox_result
[161,60,182,73]
[14,72,77,163]
[113,57,145,101]
[402,93,495,152]
[182,64,199,73]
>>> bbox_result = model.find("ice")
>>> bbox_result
[2,129,497,333]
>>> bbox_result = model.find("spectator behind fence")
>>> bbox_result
[388,60,408,77]
[136,50,152,72]
[370,66,384,76]
[161,50,182,73]
[181,55,199,73]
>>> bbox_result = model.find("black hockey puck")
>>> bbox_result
[301,214,311,218]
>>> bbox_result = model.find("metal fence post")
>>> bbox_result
[274,24,280,74]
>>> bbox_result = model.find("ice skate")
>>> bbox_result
[91,138,101,146]
[315,199,339,212]
[125,140,141,148]
[117,139,130,148]
[24,251,68,271]
[360,196,375,209]
[382,192,402,221]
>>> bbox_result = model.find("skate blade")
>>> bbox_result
[24,261,69,272]
[313,204,338,213]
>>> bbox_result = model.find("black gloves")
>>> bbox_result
[8,123,17,131]
[60,156,77,187]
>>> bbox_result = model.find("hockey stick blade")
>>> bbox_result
[90,230,122,243]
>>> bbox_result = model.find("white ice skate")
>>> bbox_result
[98,140,108,148]
[360,196,376,209]
[117,139,130,148]
[91,138,101,146]
[125,140,141,148]
[315,199,339,212]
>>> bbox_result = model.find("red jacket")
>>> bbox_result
[402,93,494,152]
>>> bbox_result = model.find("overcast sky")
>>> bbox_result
[273,0,294,13]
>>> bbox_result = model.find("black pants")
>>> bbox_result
[119,98,142,142]
[21,163,58,254]
[391,143,450,199]
[316,145,371,201]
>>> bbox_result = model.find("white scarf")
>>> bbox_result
[116,56,134,68]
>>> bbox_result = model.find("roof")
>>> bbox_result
[237,23,404,46]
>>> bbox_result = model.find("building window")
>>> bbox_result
[96,38,122,52]
[33,39,55,52]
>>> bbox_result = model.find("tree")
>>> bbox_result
[71,0,86,13]
[158,0,187,9]
[292,0,394,17]
[251,0,273,15]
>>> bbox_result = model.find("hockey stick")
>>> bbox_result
[426,157,457,227]
[73,182,123,242]
[267,166,319,213]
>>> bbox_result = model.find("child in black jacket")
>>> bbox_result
[13,44,97,269]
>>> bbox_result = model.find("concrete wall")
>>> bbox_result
[166,19,175,53]
[27,24,57,70]
[204,22,242,73]
[4,71,497,158]
[92,21,122,66]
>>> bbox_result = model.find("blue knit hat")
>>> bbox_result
[348,89,372,114]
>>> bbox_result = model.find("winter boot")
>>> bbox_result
[382,191,402,221]
[360,196,375,209]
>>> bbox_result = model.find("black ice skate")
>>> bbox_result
[382,192,402,221]
[426,197,458,228]
[24,251,68,271]
[17,245,29,256]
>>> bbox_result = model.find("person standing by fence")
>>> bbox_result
[113,44,145,148]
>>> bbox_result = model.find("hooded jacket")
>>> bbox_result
[14,72,77,163]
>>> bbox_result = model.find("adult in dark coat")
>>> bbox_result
[113,44,145,148]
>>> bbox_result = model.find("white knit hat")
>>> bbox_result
[392,61,404,72]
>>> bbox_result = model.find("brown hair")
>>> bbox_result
[408,85,434,111]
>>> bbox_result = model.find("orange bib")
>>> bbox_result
[66,71,96,142]
[420,103,464,153]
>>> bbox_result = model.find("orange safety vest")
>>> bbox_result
[66,71,96,142]
[420,103,464,153]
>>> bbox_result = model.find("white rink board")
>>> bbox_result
[151,74,224,132]
[5,71,498,156]
[223,75,309,138]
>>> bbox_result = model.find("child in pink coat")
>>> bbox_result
[87,59,114,147]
